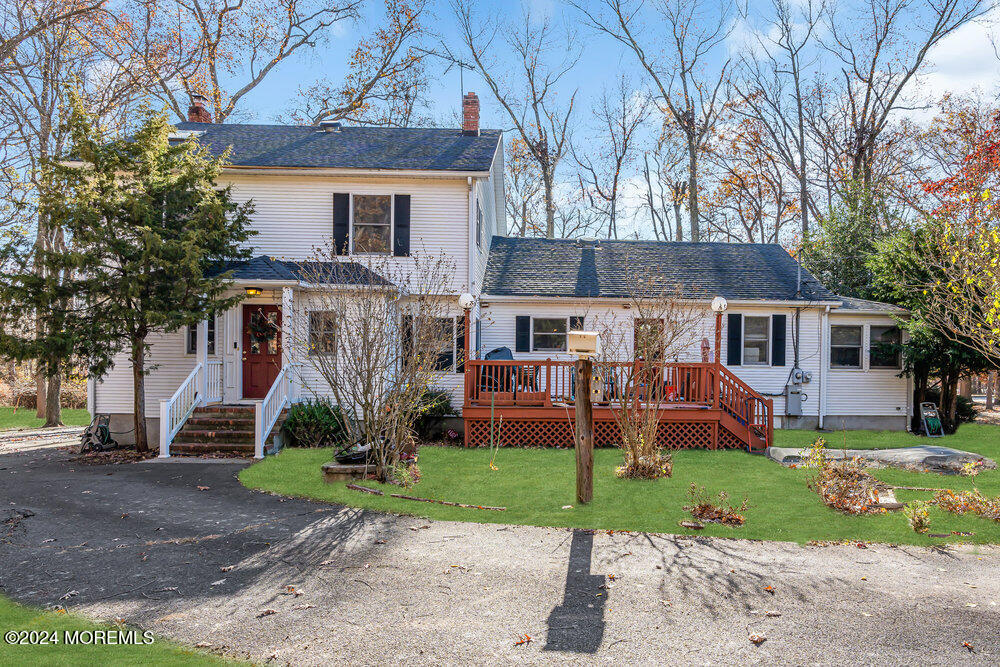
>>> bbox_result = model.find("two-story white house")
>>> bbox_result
[88,94,912,457]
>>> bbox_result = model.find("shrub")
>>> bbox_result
[684,483,749,526]
[282,399,348,448]
[615,451,672,480]
[903,500,931,533]
[932,489,1000,522]
[808,456,884,515]
[413,388,454,441]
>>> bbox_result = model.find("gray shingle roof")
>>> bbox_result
[482,237,838,302]
[834,295,907,314]
[211,255,391,286]
[174,122,501,172]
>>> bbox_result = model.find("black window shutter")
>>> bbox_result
[727,313,743,366]
[569,315,585,331]
[333,193,349,255]
[455,316,465,373]
[401,314,413,359]
[771,314,787,367]
[515,316,530,352]
[393,194,411,257]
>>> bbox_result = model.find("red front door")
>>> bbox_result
[242,304,282,399]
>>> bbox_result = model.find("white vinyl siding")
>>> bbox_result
[825,313,909,419]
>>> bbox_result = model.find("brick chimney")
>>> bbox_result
[187,94,212,123]
[462,92,479,136]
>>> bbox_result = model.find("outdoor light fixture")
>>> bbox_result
[245,287,263,297]
[458,292,476,310]
[711,296,728,313]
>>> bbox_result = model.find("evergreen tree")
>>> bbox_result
[2,92,256,450]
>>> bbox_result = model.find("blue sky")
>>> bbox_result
[227,0,999,131]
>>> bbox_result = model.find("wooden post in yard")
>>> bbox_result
[575,357,594,504]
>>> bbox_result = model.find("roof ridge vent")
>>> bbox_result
[318,120,342,133]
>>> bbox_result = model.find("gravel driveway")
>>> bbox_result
[1,439,998,665]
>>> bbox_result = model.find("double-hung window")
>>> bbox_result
[869,325,902,368]
[308,311,337,356]
[532,317,569,352]
[185,318,216,355]
[742,316,770,366]
[830,325,863,368]
[352,194,392,254]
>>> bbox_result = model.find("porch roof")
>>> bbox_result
[211,255,392,286]
[482,237,839,303]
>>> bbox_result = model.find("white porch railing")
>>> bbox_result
[255,363,299,459]
[205,359,223,403]
[159,364,203,458]
[158,360,225,458]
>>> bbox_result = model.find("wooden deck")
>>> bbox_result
[462,360,773,451]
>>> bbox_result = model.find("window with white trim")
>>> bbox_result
[186,318,216,355]
[869,325,902,368]
[742,316,769,366]
[309,311,336,356]
[351,194,392,254]
[830,325,863,368]
[532,317,568,352]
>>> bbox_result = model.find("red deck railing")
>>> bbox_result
[463,359,773,448]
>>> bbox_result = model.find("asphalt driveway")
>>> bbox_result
[1,440,998,665]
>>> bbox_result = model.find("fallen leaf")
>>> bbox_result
[292,604,315,611]
[963,642,975,653]
[749,633,766,646]
[763,586,774,595]
[195,642,212,648]
[562,505,573,510]
[59,590,78,600]
[513,634,532,646]
[608,574,617,581]
[374,539,386,544]
[220,565,235,572]
[41,538,56,543]
[210,579,226,586]
[283,586,302,597]
[257,609,277,618]
[765,611,782,617]
[197,486,210,491]
[319,559,335,566]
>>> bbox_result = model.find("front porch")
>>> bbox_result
[462,359,774,451]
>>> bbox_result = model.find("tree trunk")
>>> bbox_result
[543,171,555,239]
[44,365,62,427]
[673,200,683,242]
[912,370,927,432]
[987,371,996,410]
[35,369,46,418]
[131,337,148,452]
[687,136,700,242]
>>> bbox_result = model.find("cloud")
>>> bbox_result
[916,10,999,99]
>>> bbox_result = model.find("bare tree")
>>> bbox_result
[504,136,545,237]
[574,76,651,239]
[1,0,105,67]
[732,0,826,240]
[641,117,689,241]
[818,0,992,201]
[574,0,734,242]
[285,0,432,127]
[448,2,578,238]
[590,256,702,479]
[101,0,361,123]
[291,250,459,481]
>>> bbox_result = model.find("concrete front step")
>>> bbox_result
[171,442,254,456]
[176,429,254,444]
[185,417,255,429]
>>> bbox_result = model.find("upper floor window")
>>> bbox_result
[186,318,216,355]
[830,325,862,368]
[352,194,392,254]
[742,316,770,366]
[634,318,665,361]
[870,325,902,369]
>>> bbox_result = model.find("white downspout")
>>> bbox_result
[467,176,476,293]
[818,306,829,429]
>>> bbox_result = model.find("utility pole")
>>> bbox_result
[574,356,593,504]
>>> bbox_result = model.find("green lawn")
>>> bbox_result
[0,596,228,665]
[0,407,91,431]
[239,423,1000,547]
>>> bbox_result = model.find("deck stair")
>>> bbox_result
[171,405,285,456]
